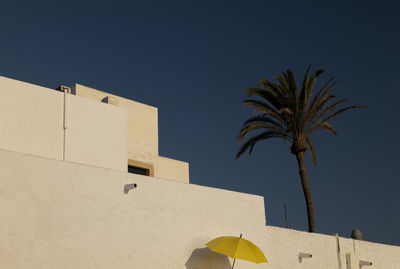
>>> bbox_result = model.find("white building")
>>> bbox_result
[0,75,399,268]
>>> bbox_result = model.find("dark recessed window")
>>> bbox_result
[128,165,149,176]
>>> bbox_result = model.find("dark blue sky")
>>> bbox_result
[1,0,399,245]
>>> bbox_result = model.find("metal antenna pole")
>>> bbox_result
[284,205,289,228]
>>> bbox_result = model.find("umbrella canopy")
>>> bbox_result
[205,234,268,268]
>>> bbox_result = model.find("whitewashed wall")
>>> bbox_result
[65,94,127,172]
[262,225,400,269]
[73,83,190,183]
[0,76,64,160]
[0,149,399,269]
[0,149,265,269]
[0,76,127,171]
[157,156,189,183]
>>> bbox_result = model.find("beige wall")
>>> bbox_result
[0,76,128,172]
[73,84,159,156]
[0,148,399,269]
[0,77,188,182]
[157,156,190,183]
[262,225,400,269]
[73,84,190,183]
[0,76,64,160]
[0,149,264,269]
[65,94,127,172]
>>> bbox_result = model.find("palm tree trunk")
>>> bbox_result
[295,151,316,232]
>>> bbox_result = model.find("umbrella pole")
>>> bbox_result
[232,234,242,269]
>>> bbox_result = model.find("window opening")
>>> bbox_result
[128,165,149,176]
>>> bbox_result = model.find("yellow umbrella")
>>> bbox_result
[205,234,268,268]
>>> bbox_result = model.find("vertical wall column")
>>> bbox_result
[61,86,70,161]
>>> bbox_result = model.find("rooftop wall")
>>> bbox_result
[0,76,188,182]
[72,84,159,157]
[0,76,64,160]
[64,92,127,172]
[73,83,190,183]
[0,76,127,171]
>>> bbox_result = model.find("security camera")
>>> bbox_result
[124,183,137,194]
[359,260,372,267]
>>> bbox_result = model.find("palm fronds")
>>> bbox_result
[237,65,365,163]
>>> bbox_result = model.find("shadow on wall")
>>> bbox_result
[186,247,231,269]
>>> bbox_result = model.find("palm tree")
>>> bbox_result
[236,65,364,232]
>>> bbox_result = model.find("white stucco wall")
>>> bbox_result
[65,94,127,172]
[73,83,190,183]
[0,76,188,182]
[73,84,159,156]
[0,76,64,160]
[0,149,399,269]
[0,149,265,269]
[0,76,127,172]
[262,225,400,269]
[157,156,190,183]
